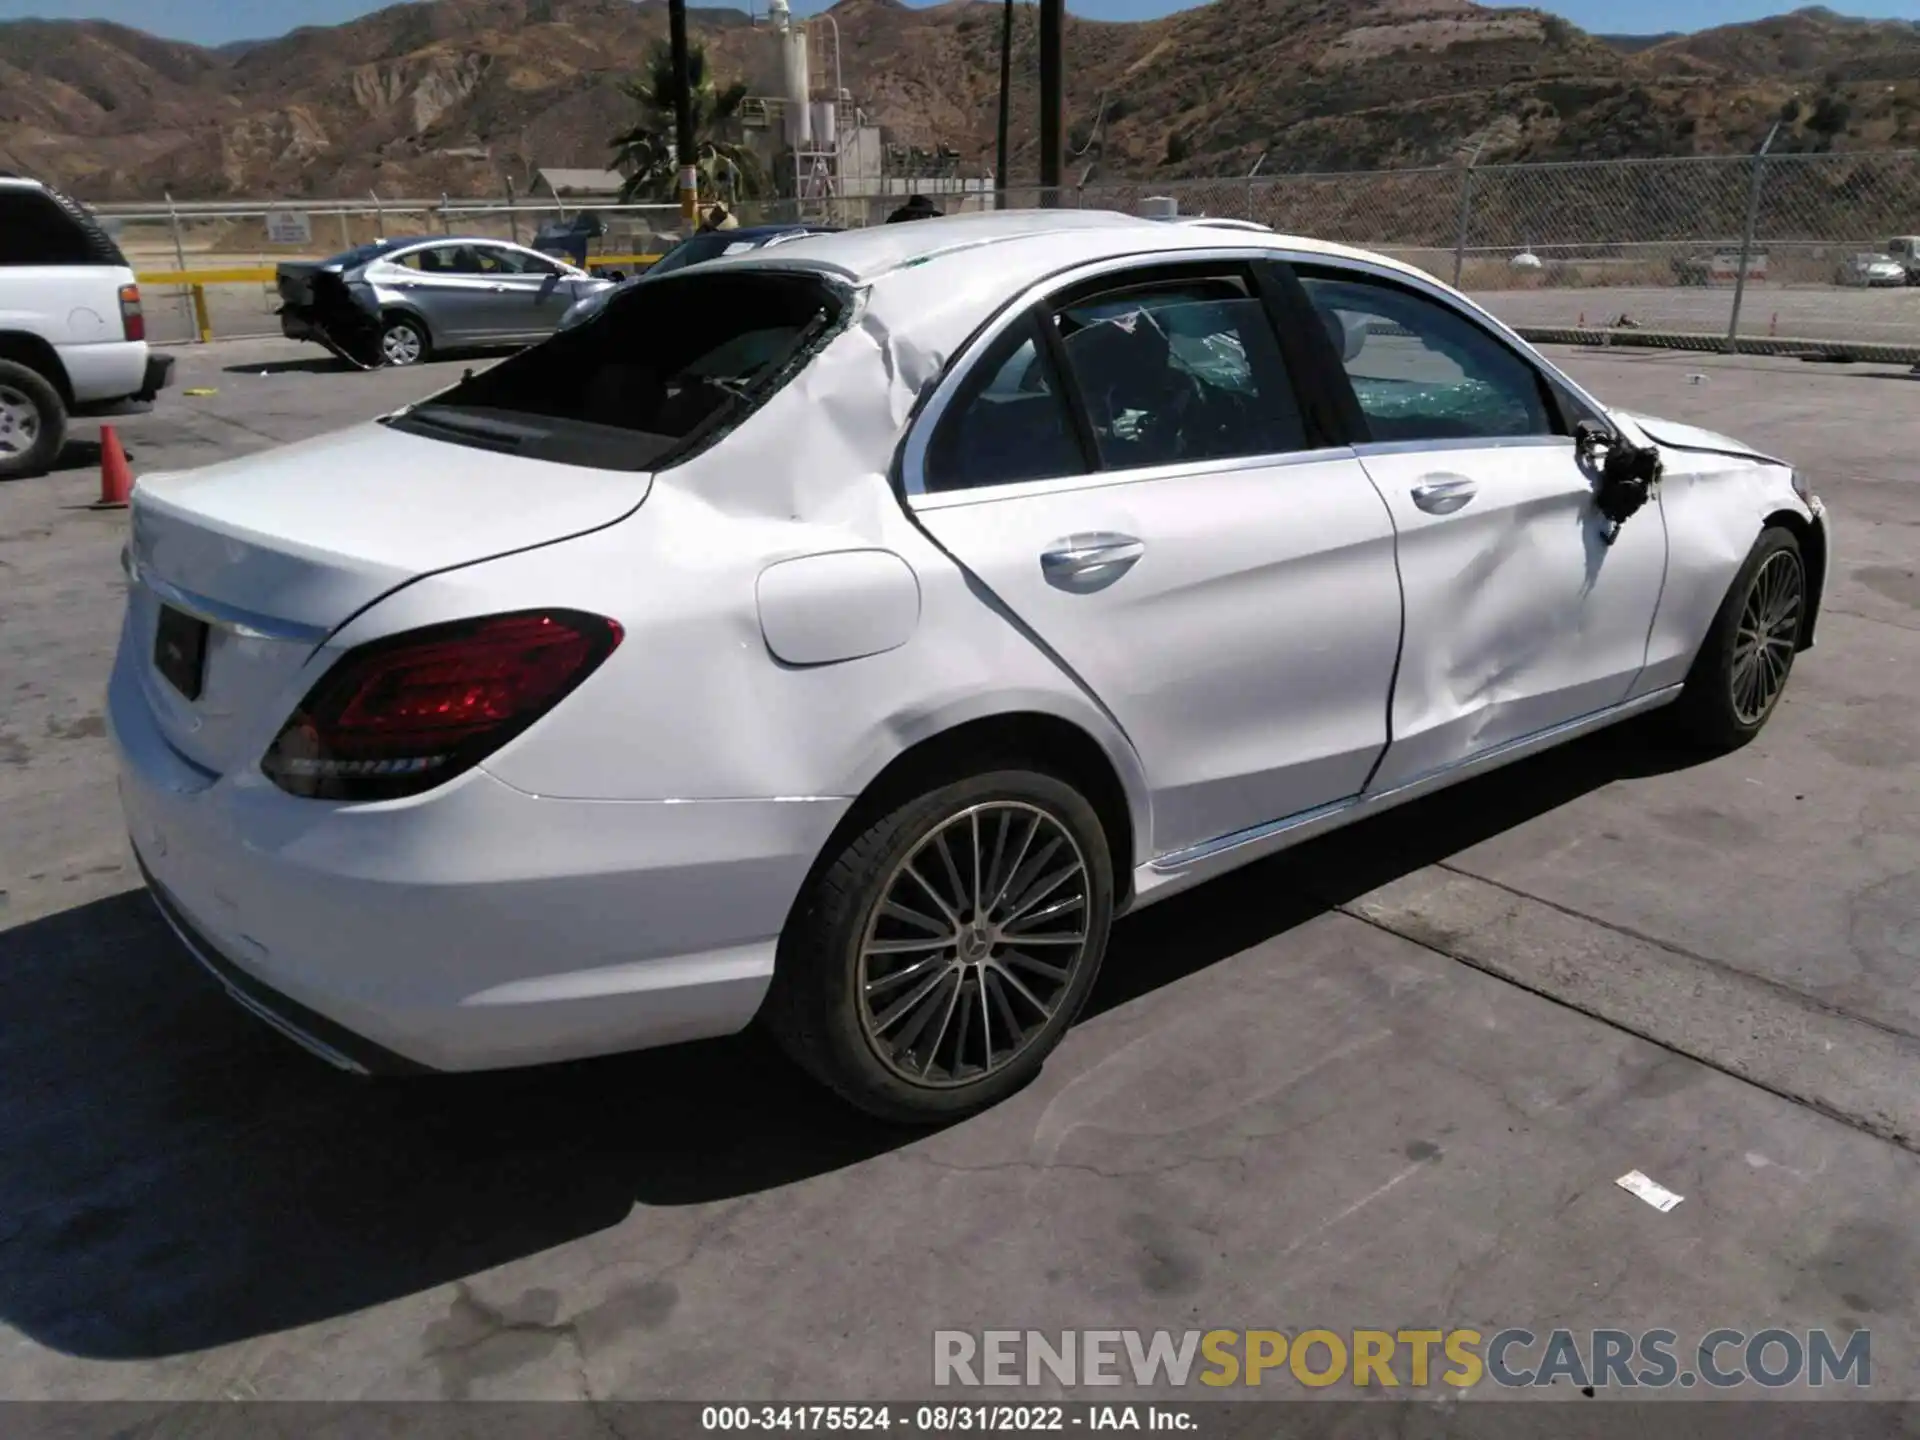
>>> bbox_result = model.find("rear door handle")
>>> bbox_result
[1410,475,1478,515]
[1040,533,1145,592]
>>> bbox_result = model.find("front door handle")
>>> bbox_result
[1040,533,1145,592]
[1410,475,1478,515]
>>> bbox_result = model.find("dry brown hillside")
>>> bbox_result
[0,0,1916,200]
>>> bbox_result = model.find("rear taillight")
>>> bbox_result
[119,284,144,342]
[261,610,622,801]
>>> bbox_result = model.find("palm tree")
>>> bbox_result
[610,39,765,203]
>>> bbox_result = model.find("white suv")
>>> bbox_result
[0,175,175,479]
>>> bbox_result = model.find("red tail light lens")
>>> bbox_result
[119,284,145,342]
[261,610,623,800]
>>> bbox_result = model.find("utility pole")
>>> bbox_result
[1727,120,1781,350]
[668,0,699,225]
[995,0,1014,210]
[1451,138,1485,290]
[1038,0,1063,205]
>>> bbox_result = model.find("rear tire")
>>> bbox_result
[1670,526,1805,752]
[379,314,430,367]
[0,359,67,481]
[764,769,1114,1124]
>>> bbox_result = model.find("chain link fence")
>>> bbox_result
[1077,151,1920,354]
[101,150,1920,352]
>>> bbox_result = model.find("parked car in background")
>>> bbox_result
[112,211,1828,1121]
[0,174,174,479]
[1672,249,1768,286]
[557,222,838,331]
[1886,236,1920,285]
[531,211,608,269]
[1835,252,1907,288]
[277,236,616,367]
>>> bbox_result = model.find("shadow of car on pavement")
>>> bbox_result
[0,714,1699,1359]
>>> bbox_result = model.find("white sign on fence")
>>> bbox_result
[265,210,313,245]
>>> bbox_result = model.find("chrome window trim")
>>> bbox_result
[899,244,1614,505]
[911,444,1362,511]
[1353,434,1576,460]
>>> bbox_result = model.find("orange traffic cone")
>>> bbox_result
[92,425,133,510]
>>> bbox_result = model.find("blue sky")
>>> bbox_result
[3,0,1916,46]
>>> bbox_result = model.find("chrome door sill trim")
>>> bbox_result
[1139,684,1684,893]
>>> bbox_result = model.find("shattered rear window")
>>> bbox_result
[385,270,848,471]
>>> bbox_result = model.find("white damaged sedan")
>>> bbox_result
[111,211,1830,1120]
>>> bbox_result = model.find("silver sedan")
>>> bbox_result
[277,237,616,366]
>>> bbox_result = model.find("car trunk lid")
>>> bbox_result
[125,421,652,776]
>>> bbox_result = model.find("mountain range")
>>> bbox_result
[1,0,1916,200]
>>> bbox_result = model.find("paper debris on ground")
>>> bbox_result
[182,387,219,396]
[1616,1170,1684,1212]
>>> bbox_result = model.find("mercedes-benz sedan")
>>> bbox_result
[113,211,1830,1121]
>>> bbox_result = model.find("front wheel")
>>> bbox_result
[379,315,429,367]
[765,770,1114,1123]
[1671,526,1806,752]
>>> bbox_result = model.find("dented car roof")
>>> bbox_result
[680,209,1440,369]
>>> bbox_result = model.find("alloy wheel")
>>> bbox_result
[0,384,40,459]
[1730,548,1803,726]
[856,801,1093,1088]
[381,323,424,366]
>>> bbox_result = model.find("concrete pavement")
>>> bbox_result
[1,339,1917,1403]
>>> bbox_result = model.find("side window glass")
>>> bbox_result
[924,317,1086,494]
[1299,273,1555,442]
[1053,281,1307,470]
[477,247,534,275]
[398,247,461,274]
[0,192,92,266]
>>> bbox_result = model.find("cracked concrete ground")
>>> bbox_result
[1,340,1917,1402]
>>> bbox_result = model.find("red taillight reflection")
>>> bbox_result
[262,610,623,800]
[119,284,145,342]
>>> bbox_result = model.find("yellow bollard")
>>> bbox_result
[190,283,213,344]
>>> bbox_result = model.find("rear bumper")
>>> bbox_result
[69,351,172,416]
[138,851,427,1076]
[108,634,848,1073]
[56,339,148,406]
[136,351,175,401]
